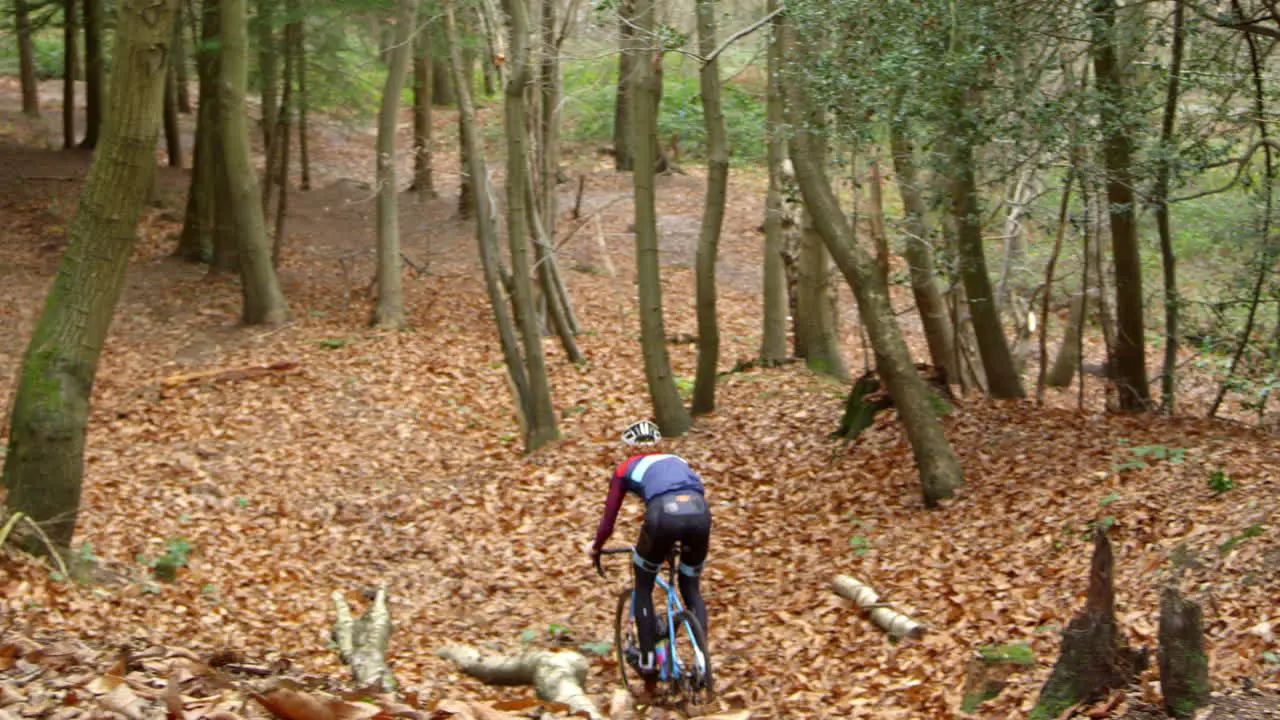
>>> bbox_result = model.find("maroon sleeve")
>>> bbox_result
[591,462,630,552]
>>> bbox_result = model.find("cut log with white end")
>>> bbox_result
[831,575,924,639]
[331,582,397,691]
[436,645,601,720]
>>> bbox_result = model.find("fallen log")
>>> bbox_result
[161,361,301,388]
[1029,529,1147,720]
[436,645,601,720]
[331,583,397,692]
[831,575,924,639]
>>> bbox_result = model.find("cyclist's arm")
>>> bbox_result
[591,467,629,551]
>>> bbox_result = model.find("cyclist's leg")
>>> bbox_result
[633,509,673,675]
[675,501,712,642]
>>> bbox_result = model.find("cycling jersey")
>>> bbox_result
[591,453,705,552]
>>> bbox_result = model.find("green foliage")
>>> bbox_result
[136,536,193,582]
[1098,492,1121,506]
[847,535,871,556]
[1219,523,1265,556]
[579,640,612,656]
[1207,469,1234,494]
[978,642,1034,665]
[1112,442,1186,472]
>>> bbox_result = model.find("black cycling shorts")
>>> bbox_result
[635,491,712,577]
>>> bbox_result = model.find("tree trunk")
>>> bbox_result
[888,121,955,380]
[219,0,289,324]
[502,0,559,450]
[795,206,847,378]
[1158,584,1209,718]
[537,0,561,239]
[256,0,279,153]
[612,0,634,171]
[630,0,691,436]
[2,0,178,553]
[80,0,104,148]
[1092,0,1150,410]
[526,177,583,363]
[412,36,436,198]
[271,0,296,268]
[177,0,220,264]
[783,20,962,507]
[948,100,1025,398]
[431,42,456,105]
[63,0,77,147]
[759,0,788,365]
[371,0,415,329]
[16,0,40,117]
[1154,0,1185,413]
[457,111,474,219]
[164,20,184,168]
[445,0,534,430]
[1037,169,1075,402]
[296,16,310,190]
[1047,291,1087,388]
[690,0,727,415]
[174,0,192,113]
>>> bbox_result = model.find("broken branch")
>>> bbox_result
[831,575,924,639]
[436,645,601,719]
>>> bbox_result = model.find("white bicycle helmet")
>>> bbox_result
[621,419,661,446]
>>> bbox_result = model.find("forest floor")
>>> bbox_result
[2,76,1280,720]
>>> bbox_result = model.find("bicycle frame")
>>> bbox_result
[602,545,708,683]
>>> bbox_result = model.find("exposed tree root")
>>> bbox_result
[330,582,397,691]
[0,510,71,577]
[436,645,602,719]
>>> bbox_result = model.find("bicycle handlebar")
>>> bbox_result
[595,546,634,578]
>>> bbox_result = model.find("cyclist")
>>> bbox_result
[590,419,712,692]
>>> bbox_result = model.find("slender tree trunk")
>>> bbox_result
[432,43,456,105]
[80,0,104,148]
[502,0,559,449]
[412,36,436,198]
[1154,0,1185,413]
[371,0,416,329]
[1048,291,1088,387]
[1093,0,1150,410]
[178,0,220,264]
[3,0,178,553]
[63,0,78,148]
[782,17,962,506]
[759,0,788,364]
[444,0,534,427]
[174,1,192,113]
[795,206,847,378]
[219,0,289,324]
[949,97,1025,398]
[164,20,184,168]
[271,0,296,268]
[296,16,310,190]
[868,154,890,290]
[690,0,727,415]
[457,111,474,218]
[613,0,635,171]
[16,0,40,117]
[538,0,561,239]
[257,0,279,152]
[631,0,691,435]
[1037,170,1075,402]
[888,121,955,379]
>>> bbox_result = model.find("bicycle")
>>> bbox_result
[596,545,714,707]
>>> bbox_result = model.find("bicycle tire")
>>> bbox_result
[613,587,646,697]
[670,609,714,705]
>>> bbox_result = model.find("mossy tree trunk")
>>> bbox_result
[795,206,847,379]
[3,0,179,553]
[631,0,691,436]
[219,0,290,324]
[690,0,727,415]
[782,14,962,507]
[371,0,416,329]
[1158,584,1209,718]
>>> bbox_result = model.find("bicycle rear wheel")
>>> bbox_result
[613,587,648,697]
[670,610,714,706]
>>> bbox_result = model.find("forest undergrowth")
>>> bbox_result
[1,78,1278,719]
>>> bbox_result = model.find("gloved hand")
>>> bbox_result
[591,548,604,578]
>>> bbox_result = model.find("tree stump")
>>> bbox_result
[833,364,952,441]
[1158,584,1210,718]
[1029,529,1147,720]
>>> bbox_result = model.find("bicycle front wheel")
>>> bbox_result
[613,587,647,697]
[670,610,714,706]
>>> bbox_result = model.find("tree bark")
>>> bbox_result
[164,20,184,168]
[782,19,962,507]
[174,0,192,113]
[80,0,104,148]
[296,16,310,190]
[371,0,416,329]
[256,0,279,154]
[3,0,178,553]
[445,0,535,429]
[630,0,691,436]
[690,0,727,415]
[219,0,290,324]
[62,0,77,147]
[1154,0,1185,413]
[948,98,1025,398]
[1047,291,1087,388]
[795,206,847,378]
[271,0,296,268]
[537,0,561,239]
[437,646,601,720]
[177,0,220,264]
[1092,0,1150,410]
[612,0,634,171]
[16,0,40,117]
[758,0,788,365]
[888,121,955,380]
[1158,584,1209,718]
[1037,170,1074,402]
[502,0,559,450]
[412,36,436,198]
